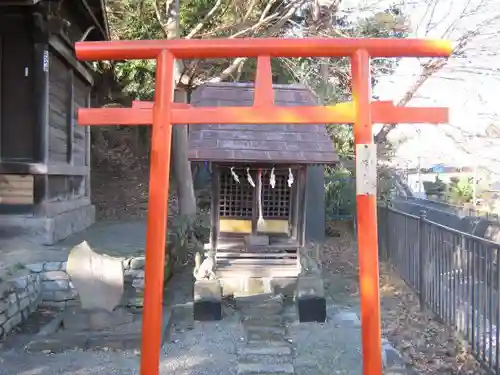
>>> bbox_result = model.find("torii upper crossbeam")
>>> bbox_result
[75,37,452,375]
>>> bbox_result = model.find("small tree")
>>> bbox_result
[423,176,447,199]
[445,177,473,204]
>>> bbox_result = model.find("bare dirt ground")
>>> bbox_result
[321,224,487,375]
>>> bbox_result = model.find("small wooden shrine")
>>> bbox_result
[0,1,107,244]
[189,82,338,287]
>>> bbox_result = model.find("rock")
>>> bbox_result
[246,326,285,342]
[43,262,62,271]
[42,271,69,281]
[237,363,294,374]
[4,312,22,334]
[296,275,325,299]
[239,345,291,356]
[88,308,134,330]
[25,263,44,273]
[62,305,134,331]
[66,241,124,312]
[129,257,145,270]
[193,280,222,321]
[194,280,222,302]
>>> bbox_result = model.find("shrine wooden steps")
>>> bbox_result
[216,264,299,279]
[215,252,299,296]
[216,252,299,278]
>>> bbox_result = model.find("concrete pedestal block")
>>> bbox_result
[297,297,326,322]
[296,275,326,323]
[193,280,222,321]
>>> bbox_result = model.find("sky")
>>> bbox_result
[340,0,500,175]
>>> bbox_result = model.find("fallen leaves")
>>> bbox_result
[91,154,178,221]
[321,223,489,375]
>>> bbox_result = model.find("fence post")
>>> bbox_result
[419,209,428,310]
[385,205,391,260]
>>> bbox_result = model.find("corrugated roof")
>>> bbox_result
[188,82,338,165]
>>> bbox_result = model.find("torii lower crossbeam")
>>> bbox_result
[79,100,448,125]
[74,37,452,375]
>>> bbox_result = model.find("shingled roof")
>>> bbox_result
[188,83,338,165]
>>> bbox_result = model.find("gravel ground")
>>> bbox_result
[0,266,242,375]
[288,302,363,375]
[0,319,244,375]
[0,297,405,375]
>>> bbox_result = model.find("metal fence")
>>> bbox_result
[378,205,500,373]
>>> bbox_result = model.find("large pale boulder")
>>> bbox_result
[66,241,124,312]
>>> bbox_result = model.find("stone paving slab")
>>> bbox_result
[237,362,295,374]
[25,310,171,353]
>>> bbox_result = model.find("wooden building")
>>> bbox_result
[189,82,338,285]
[0,0,108,244]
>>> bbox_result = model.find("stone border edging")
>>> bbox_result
[0,272,41,339]
[0,256,147,340]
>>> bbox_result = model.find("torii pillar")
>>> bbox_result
[75,37,452,375]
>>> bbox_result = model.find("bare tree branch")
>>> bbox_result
[243,0,259,22]
[260,0,277,21]
[208,57,247,83]
[374,6,500,145]
[185,0,224,39]
[153,0,177,39]
[208,0,304,83]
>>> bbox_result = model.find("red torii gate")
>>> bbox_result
[75,37,452,375]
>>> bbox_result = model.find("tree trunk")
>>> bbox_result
[172,88,197,215]
[154,0,197,216]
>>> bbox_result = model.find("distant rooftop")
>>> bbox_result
[188,83,338,165]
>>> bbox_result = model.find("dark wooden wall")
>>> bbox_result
[73,74,88,166]
[0,10,35,162]
[48,52,69,163]
[48,50,90,165]
[44,36,92,206]
[0,4,95,213]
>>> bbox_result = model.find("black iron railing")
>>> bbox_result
[378,205,500,373]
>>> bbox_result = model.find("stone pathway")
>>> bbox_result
[232,290,415,375]
[236,294,295,374]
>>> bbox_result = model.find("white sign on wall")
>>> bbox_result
[42,50,49,72]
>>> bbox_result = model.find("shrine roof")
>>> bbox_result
[188,83,339,165]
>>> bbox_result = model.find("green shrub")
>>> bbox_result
[445,177,473,204]
[423,177,447,198]
[324,168,355,221]
[167,212,210,268]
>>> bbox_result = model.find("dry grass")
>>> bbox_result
[321,223,488,375]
